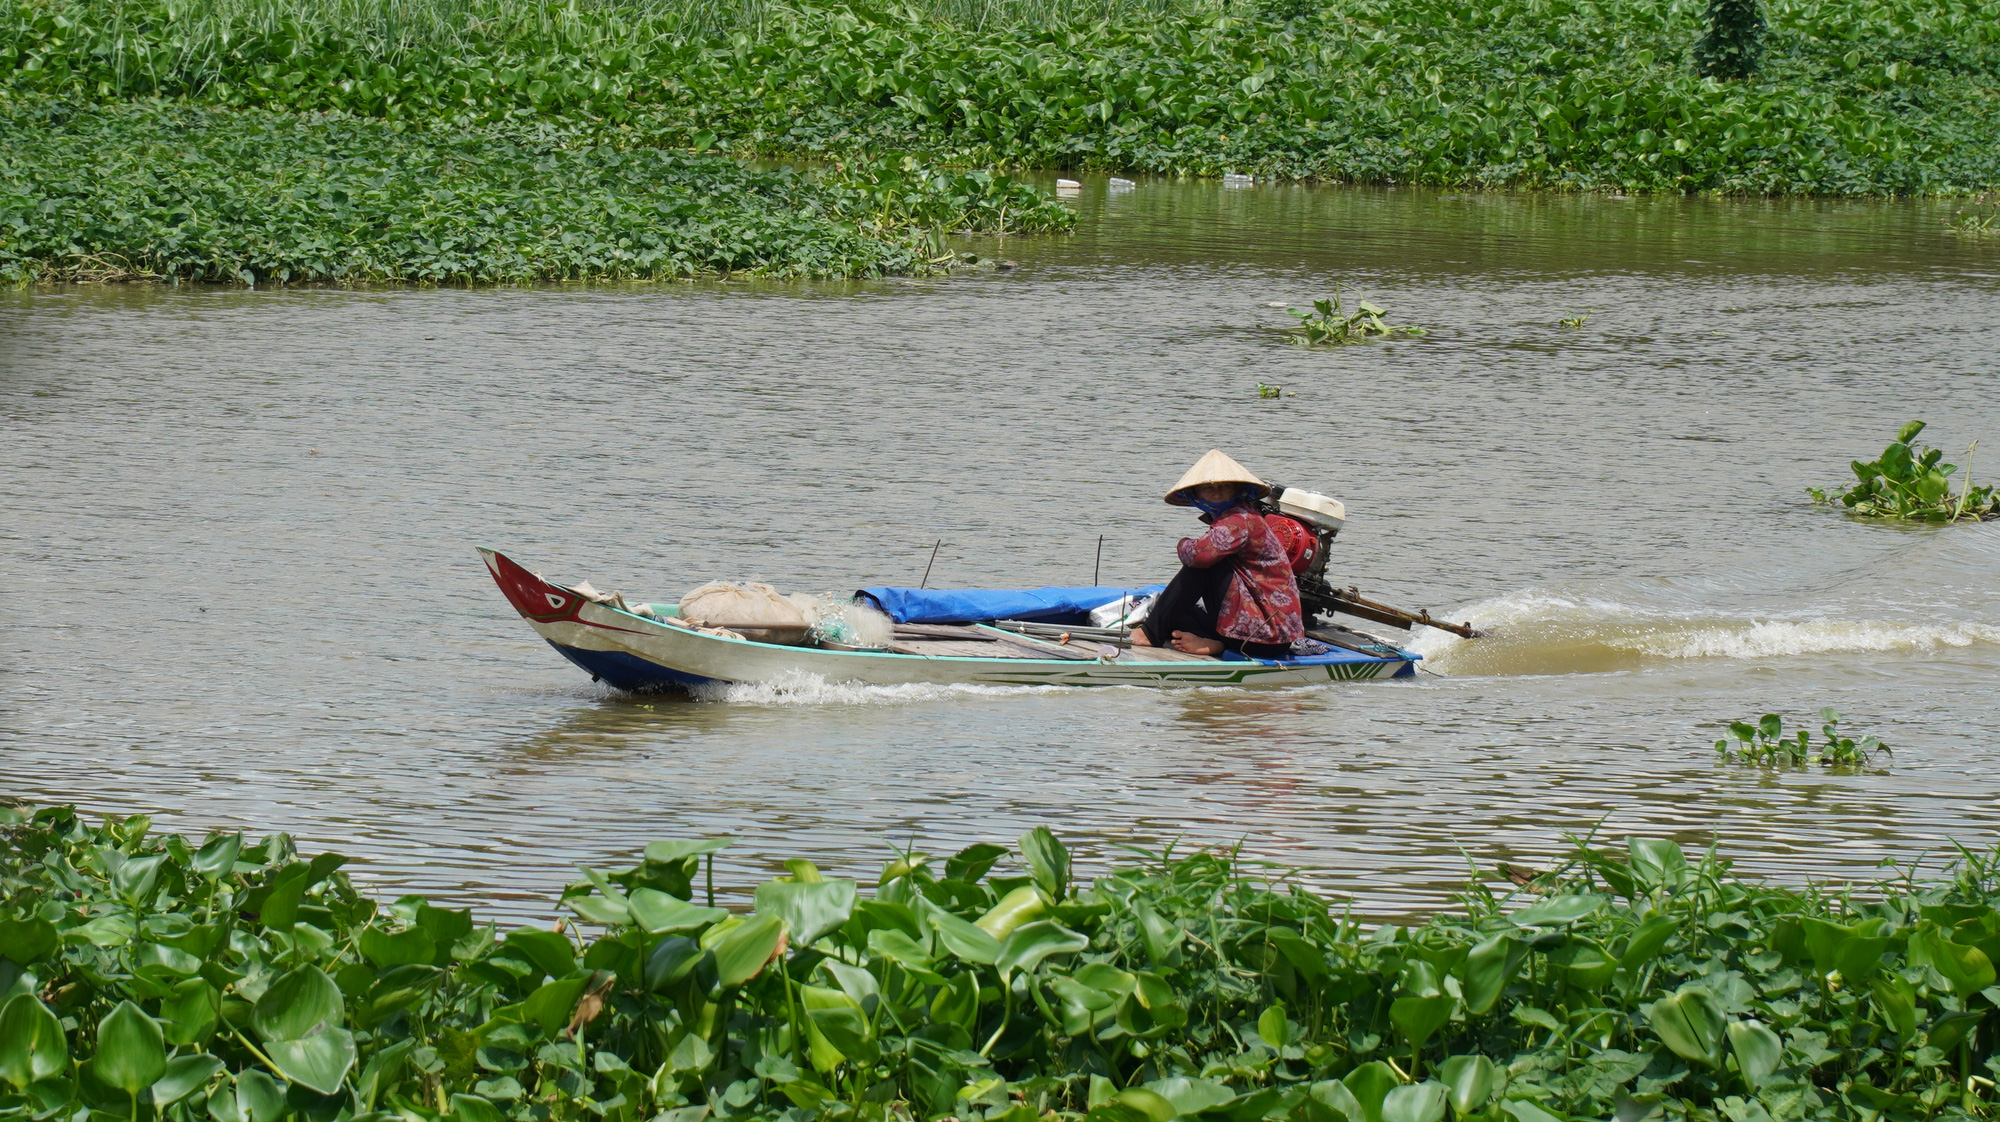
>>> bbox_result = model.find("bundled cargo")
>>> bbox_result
[677,581,810,644]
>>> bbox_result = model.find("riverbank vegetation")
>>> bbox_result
[7,801,2000,1122]
[0,99,1071,284]
[7,0,2000,197]
[5,0,1997,285]
[1810,421,1998,523]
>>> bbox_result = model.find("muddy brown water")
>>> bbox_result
[4,179,1999,922]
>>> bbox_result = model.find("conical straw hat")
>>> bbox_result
[1165,449,1270,506]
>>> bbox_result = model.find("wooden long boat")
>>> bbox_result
[480,548,1419,691]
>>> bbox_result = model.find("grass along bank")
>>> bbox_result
[6,801,2000,1122]
[0,99,1071,283]
[6,0,2000,195]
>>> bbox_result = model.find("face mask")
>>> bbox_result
[1191,494,1240,517]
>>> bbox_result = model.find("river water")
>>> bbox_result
[5,180,1999,921]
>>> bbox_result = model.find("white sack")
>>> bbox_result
[679,581,810,644]
[1089,594,1153,629]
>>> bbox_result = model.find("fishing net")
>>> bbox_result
[788,593,895,649]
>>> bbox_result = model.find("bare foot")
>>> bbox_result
[1129,628,1154,647]
[1170,631,1225,655]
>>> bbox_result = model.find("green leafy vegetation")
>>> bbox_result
[8,798,2000,1122]
[1284,290,1424,346]
[1693,0,1766,80]
[0,99,1071,284]
[3,0,1994,285]
[1557,313,1589,330]
[1943,205,1999,234]
[1713,710,1887,771]
[1810,421,1998,523]
[6,0,2000,195]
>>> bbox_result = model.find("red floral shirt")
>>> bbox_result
[1177,506,1306,644]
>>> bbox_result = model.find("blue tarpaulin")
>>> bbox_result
[857,585,1165,625]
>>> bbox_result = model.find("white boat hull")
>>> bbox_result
[479,549,1418,691]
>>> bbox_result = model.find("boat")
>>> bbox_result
[477,547,1422,691]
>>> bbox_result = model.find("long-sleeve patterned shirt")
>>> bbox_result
[1177,505,1306,644]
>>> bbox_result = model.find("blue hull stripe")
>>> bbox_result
[547,641,718,692]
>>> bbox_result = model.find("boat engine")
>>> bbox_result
[1261,482,1483,639]
[1260,484,1345,589]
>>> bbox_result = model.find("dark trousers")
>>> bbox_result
[1139,564,1292,659]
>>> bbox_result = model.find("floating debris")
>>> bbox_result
[1223,172,1255,187]
[1055,178,1082,194]
[1108,177,1136,190]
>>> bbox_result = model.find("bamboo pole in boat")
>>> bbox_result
[919,539,941,589]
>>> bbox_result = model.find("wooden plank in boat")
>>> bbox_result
[893,624,997,641]
[1305,624,1403,656]
[888,625,1099,661]
[969,625,1104,661]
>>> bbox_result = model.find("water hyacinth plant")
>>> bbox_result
[1943,207,1999,235]
[1809,421,1998,523]
[0,100,1073,285]
[7,799,2000,1122]
[1692,0,1766,81]
[1284,290,1425,346]
[3,0,1997,291]
[4,0,1999,196]
[1713,710,1888,770]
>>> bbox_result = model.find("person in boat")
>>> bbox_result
[1130,450,1305,658]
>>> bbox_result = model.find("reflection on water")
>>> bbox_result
[3,180,1998,922]
[508,694,716,759]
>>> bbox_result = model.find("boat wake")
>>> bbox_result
[1408,589,2000,677]
[690,671,1055,706]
